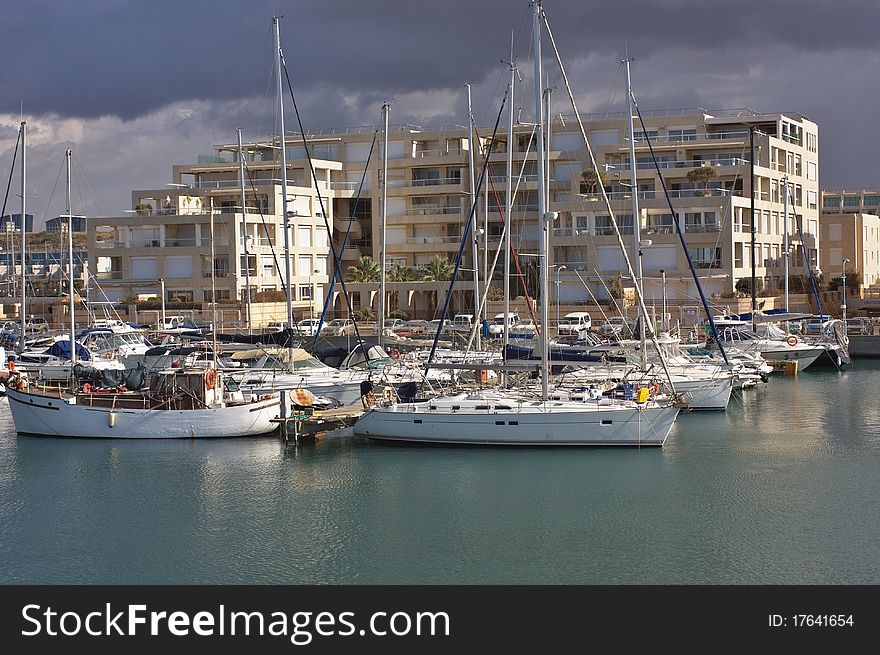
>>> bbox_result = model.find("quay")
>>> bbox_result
[848,335,880,357]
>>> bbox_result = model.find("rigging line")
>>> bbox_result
[605,60,625,115]
[243,161,288,300]
[425,86,508,374]
[280,52,368,354]
[786,181,824,318]
[71,154,110,217]
[462,124,539,353]
[593,268,624,319]
[39,155,65,224]
[0,127,21,224]
[630,94,729,365]
[313,129,378,351]
[541,11,678,395]
[573,269,613,326]
[470,121,540,328]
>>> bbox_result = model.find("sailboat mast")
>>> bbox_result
[379,102,389,347]
[625,59,648,370]
[19,121,26,351]
[782,175,792,336]
[503,51,515,378]
[66,148,76,366]
[237,128,252,334]
[466,84,481,350]
[532,0,549,400]
[273,16,294,372]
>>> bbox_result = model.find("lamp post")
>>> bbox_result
[842,258,850,324]
[555,264,567,332]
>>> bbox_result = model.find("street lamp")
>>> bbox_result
[555,264,567,331]
[842,258,850,324]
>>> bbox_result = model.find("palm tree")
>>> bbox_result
[347,256,381,282]
[387,264,417,282]
[418,255,455,282]
[419,255,455,315]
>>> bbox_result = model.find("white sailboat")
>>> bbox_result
[354,2,679,446]
[4,368,280,439]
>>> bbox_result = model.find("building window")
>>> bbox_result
[298,255,312,277]
[297,226,312,247]
[843,196,861,207]
[807,190,818,210]
[299,285,312,301]
[668,128,697,142]
[688,247,722,268]
[865,195,880,206]
[823,196,841,208]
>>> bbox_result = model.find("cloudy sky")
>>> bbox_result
[1,0,877,228]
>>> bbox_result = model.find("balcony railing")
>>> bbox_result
[95,240,124,249]
[95,271,124,280]
[412,148,462,158]
[405,236,461,245]
[411,177,462,187]
[684,223,723,233]
[403,206,462,216]
[693,260,723,269]
[165,238,198,247]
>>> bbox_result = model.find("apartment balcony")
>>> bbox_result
[399,206,462,218]
[405,236,460,245]
[165,238,198,247]
[410,177,463,188]
[95,271,124,280]
[95,240,125,249]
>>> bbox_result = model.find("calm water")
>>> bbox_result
[1,363,879,585]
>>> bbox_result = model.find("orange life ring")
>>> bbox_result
[7,359,14,371]
[205,369,217,390]
[786,336,798,347]
[391,348,401,361]
[83,383,92,394]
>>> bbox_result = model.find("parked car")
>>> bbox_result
[846,317,873,335]
[158,315,189,330]
[323,318,356,336]
[557,311,592,336]
[598,316,633,338]
[445,314,475,333]
[488,312,519,336]
[27,317,50,333]
[372,318,407,336]
[295,319,321,336]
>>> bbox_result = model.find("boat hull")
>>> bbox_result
[5,389,280,439]
[353,402,679,446]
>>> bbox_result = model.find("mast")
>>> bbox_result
[625,59,648,370]
[19,121,26,352]
[379,102,389,347]
[66,148,76,366]
[237,128,252,334]
[782,174,792,337]
[749,125,756,330]
[532,0,549,400]
[503,47,515,380]
[273,16,294,372]
[466,84,481,350]
[210,197,218,369]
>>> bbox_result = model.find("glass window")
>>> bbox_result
[823,196,840,208]
[843,196,861,207]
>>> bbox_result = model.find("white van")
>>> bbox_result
[446,313,475,332]
[488,312,519,336]
[158,315,188,330]
[557,311,592,335]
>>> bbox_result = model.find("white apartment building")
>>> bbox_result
[88,107,819,319]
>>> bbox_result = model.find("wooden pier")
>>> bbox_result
[272,396,364,442]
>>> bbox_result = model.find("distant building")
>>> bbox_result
[46,216,87,233]
[0,213,34,232]
[820,190,880,287]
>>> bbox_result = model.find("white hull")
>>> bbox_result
[5,388,280,439]
[354,396,679,446]
[757,345,825,370]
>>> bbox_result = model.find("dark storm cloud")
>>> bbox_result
[3,0,879,120]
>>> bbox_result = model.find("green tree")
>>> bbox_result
[580,167,609,195]
[418,255,455,281]
[686,165,719,195]
[387,264,417,282]
[347,256,381,282]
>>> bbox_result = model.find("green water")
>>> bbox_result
[1,362,878,584]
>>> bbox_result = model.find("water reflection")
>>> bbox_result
[1,363,879,583]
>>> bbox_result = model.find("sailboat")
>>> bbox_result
[4,144,281,438]
[354,2,679,446]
